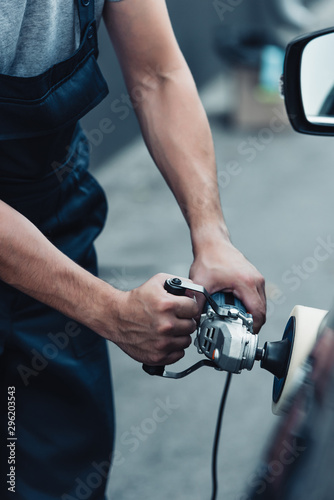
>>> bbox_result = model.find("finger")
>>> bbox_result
[255,284,267,328]
[162,275,198,316]
[234,287,266,334]
[172,295,199,320]
[256,278,267,308]
[163,350,186,366]
[168,334,193,351]
[193,292,206,315]
[171,317,197,336]
[151,336,192,366]
[248,298,266,334]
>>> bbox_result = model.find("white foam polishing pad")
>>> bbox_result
[272,305,328,415]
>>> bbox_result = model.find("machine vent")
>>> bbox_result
[202,327,216,353]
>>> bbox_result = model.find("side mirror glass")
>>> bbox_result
[283,27,334,135]
[300,32,334,126]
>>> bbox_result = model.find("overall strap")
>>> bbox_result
[77,0,95,39]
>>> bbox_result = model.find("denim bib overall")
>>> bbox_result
[0,2,114,499]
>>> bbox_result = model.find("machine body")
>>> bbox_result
[143,278,290,380]
[195,290,257,374]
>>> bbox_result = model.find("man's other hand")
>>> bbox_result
[189,239,266,334]
[111,274,199,365]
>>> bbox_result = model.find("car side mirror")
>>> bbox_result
[283,27,334,136]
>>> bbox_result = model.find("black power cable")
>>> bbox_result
[211,373,233,500]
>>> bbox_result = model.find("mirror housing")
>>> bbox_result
[283,26,334,136]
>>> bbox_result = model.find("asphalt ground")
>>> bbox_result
[93,75,334,500]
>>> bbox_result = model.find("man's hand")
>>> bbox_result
[189,236,266,334]
[109,274,199,366]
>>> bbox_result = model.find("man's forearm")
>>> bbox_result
[132,64,229,254]
[0,201,120,337]
[0,201,199,365]
[104,0,230,253]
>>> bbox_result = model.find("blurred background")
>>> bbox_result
[83,1,334,499]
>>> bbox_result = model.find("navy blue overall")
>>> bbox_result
[0,2,114,499]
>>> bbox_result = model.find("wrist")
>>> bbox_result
[79,277,126,342]
[191,221,231,258]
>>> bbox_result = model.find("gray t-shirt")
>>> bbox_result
[0,0,120,77]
